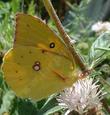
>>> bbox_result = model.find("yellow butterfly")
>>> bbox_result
[2,13,77,100]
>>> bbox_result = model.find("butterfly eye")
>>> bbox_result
[49,42,55,48]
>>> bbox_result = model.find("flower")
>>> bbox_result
[57,77,106,114]
[91,21,110,33]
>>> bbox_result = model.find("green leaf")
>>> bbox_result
[16,99,38,115]
[37,95,60,115]
[44,105,63,115]
[0,91,15,114]
[27,0,35,15]
[89,32,110,68]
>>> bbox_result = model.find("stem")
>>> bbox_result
[43,0,87,71]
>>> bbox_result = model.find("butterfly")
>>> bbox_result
[2,13,77,100]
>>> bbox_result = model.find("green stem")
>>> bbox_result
[43,0,87,71]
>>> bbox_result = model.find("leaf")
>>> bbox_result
[27,0,36,15]
[44,105,63,115]
[37,95,59,115]
[89,32,110,68]
[0,91,15,115]
[16,99,38,115]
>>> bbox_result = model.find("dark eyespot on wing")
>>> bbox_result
[49,42,55,48]
[33,61,41,71]
[33,65,40,71]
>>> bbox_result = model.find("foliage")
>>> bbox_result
[0,0,110,115]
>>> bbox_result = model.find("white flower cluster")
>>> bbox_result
[57,77,105,114]
[91,21,110,33]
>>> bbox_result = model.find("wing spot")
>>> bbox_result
[42,50,45,53]
[27,24,30,27]
[49,42,55,48]
[35,61,40,65]
[20,56,23,58]
[29,51,32,54]
[17,62,20,65]
[33,61,41,71]
[19,78,23,81]
[15,70,18,73]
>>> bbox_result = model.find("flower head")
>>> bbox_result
[91,21,110,33]
[57,77,105,114]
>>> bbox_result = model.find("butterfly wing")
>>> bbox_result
[2,14,77,100]
[15,14,72,59]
